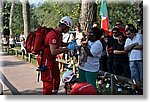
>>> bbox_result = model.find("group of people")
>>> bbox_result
[1,15,143,95]
[1,33,27,56]
[1,35,15,49]
[62,20,143,94]
[100,20,143,84]
[35,16,143,95]
[35,16,104,95]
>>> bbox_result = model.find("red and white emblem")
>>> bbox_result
[52,39,56,43]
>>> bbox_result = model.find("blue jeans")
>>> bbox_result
[129,60,143,82]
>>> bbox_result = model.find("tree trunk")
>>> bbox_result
[22,0,30,38]
[0,0,3,36]
[79,0,97,32]
[9,0,15,36]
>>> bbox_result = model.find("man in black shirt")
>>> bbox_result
[106,28,119,74]
[112,33,130,78]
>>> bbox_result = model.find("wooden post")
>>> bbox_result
[111,74,116,94]
[22,52,24,59]
[15,50,17,57]
[28,53,31,63]
[7,47,9,54]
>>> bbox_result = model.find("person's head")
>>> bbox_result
[2,35,4,38]
[115,20,123,28]
[92,22,100,28]
[112,27,120,38]
[59,16,73,33]
[62,70,77,93]
[88,27,103,42]
[75,23,81,32]
[117,32,125,42]
[21,37,25,42]
[125,24,137,39]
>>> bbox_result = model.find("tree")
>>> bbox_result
[0,0,3,36]
[12,1,23,35]
[22,0,30,38]
[79,0,97,32]
[9,0,15,36]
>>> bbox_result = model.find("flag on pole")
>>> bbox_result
[100,0,109,32]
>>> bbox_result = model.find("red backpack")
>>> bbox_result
[26,26,54,54]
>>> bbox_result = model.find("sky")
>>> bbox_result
[28,0,46,5]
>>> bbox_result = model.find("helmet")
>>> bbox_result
[60,16,73,28]
[62,70,75,83]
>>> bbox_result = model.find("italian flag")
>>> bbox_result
[100,0,109,32]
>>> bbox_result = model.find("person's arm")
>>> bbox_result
[61,42,69,47]
[106,46,109,57]
[113,43,127,54]
[124,42,139,53]
[82,46,93,57]
[133,45,143,50]
[50,44,68,56]
[133,34,143,50]
[81,41,93,57]
[113,50,127,54]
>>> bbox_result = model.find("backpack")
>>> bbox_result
[26,26,54,54]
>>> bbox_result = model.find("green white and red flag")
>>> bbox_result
[100,0,109,32]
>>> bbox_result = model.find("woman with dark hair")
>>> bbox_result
[78,27,103,89]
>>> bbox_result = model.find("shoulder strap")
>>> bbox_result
[40,28,58,67]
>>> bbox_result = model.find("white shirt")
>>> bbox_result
[79,40,103,72]
[62,33,74,43]
[1,37,8,44]
[21,41,26,50]
[124,33,143,61]
[9,38,15,44]
[75,32,84,46]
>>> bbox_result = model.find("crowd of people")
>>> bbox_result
[60,18,143,95]
[0,16,143,95]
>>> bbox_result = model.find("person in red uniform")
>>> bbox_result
[62,70,97,95]
[37,16,78,95]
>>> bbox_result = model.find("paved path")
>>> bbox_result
[0,52,65,95]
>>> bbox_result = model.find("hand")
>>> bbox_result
[72,38,78,42]
[81,40,88,47]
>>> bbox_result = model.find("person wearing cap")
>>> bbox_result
[78,27,103,89]
[62,70,97,95]
[38,16,78,95]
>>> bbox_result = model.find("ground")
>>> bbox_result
[0,52,65,95]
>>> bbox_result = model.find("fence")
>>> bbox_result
[98,71,142,94]
[1,46,38,64]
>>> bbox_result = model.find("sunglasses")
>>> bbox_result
[112,32,118,34]
[116,23,121,25]
[88,32,95,36]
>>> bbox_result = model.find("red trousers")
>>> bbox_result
[41,66,60,95]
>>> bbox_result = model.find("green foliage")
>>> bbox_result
[12,2,23,35]
[107,2,138,28]
[3,0,142,37]
[32,2,81,29]
[3,1,11,36]
[96,0,142,29]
